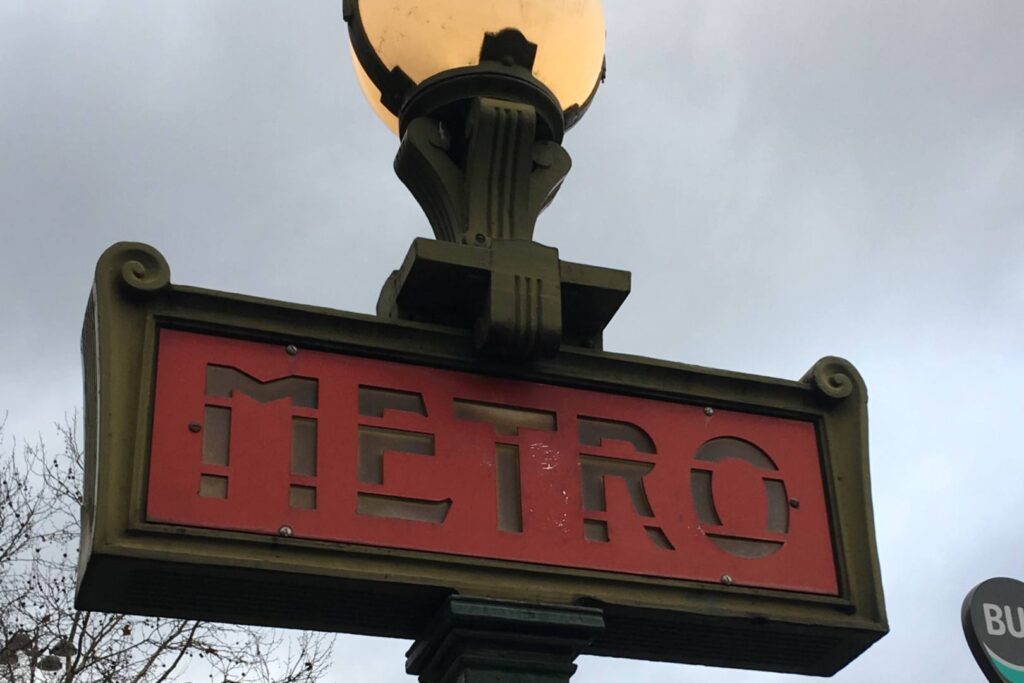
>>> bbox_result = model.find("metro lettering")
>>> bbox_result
[146,330,838,594]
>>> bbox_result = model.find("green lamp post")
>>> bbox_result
[73,5,886,683]
[346,2,614,680]
[345,0,627,359]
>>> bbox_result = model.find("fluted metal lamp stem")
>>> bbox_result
[348,4,625,359]
[396,93,571,245]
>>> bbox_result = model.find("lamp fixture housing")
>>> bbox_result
[345,0,606,135]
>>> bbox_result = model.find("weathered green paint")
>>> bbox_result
[377,236,629,356]
[396,97,570,246]
[407,597,605,683]
[77,242,887,676]
[394,84,579,357]
[381,32,594,359]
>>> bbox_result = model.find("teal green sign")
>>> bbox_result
[989,646,1024,683]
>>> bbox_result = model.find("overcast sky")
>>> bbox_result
[1,1,1022,681]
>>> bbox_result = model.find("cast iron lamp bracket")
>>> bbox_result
[377,238,629,356]
[393,30,569,245]
[367,30,627,358]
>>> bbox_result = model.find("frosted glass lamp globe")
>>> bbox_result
[345,0,606,135]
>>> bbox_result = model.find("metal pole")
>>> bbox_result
[406,597,605,683]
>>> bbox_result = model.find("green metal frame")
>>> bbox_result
[406,597,606,683]
[77,242,886,676]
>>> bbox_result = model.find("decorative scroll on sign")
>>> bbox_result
[147,329,837,594]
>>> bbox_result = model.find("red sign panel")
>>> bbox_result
[147,329,837,594]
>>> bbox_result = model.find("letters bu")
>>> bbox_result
[148,329,837,595]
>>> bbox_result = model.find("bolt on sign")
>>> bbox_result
[77,244,887,676]
[963,578,1024,682]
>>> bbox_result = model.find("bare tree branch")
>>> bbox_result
[0,416,336,682]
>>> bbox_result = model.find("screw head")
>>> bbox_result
[278,525,294,538]
[789,497,801,509]
[285,345,298,356]
[704,406,715,417]
[474,233,487,245]
[721,574,734,586]
[188,422,201,433]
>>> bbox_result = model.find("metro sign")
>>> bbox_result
[77,243,887,676]
[148,329,835,594]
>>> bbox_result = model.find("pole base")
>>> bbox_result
[377,238,630,355]
[406,597,605,683]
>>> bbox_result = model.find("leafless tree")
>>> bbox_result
[0,416,335,683]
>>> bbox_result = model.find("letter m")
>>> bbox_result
[197,365,320,511]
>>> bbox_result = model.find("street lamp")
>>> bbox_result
[72,5,886,683]
[344,0,624,358]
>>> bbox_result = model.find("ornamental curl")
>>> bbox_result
[102,242,171,297]
[803,356,864,400]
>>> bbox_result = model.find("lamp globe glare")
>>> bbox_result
[346,0,605,135]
